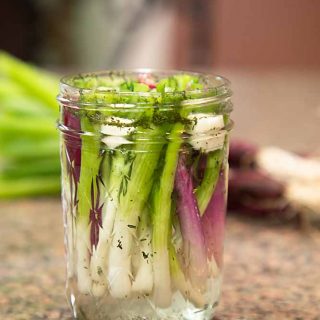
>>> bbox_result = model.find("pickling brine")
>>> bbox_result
[58,70,233,320]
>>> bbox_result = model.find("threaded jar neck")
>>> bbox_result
[57,70,233,151]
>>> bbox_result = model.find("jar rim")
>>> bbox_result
[57,69,232,109]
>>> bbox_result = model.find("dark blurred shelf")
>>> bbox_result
[0,199,319,319]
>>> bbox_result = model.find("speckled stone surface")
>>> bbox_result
[0,199,319,320]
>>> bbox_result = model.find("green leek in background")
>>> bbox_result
[0,51,60,199]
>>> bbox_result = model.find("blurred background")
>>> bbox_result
[1,0,320,149]
[1,0,320,208]
[1,0,320,204]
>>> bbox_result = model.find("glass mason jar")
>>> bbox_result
[57,70,233,320]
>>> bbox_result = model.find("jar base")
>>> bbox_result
[67,277,221,320]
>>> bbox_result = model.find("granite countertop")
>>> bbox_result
[0,199,319,320]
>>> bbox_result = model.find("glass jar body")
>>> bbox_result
[58,70,232,320]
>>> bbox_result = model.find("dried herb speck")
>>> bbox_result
[142,251,149,259]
